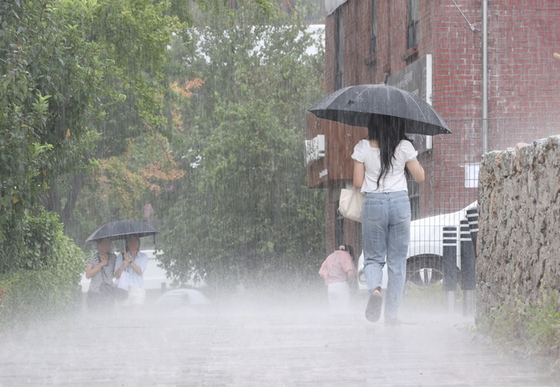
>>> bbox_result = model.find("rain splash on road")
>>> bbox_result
[0,288,558,387]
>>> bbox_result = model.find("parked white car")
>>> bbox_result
[357,202,477,290]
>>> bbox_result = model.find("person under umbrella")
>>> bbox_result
[353,115,425,325]
[85,238,117,311]
[114,235,148,307]
[309,83,450,324]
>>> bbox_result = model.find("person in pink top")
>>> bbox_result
[319,245,356,313]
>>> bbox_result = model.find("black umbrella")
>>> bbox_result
[308,84,451,135]
[86,220,159,243]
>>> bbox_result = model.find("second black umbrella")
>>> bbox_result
[86,220,159,243]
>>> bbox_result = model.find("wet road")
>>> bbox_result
[0,292,558,386]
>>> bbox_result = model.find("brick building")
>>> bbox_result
[307,0,560,255]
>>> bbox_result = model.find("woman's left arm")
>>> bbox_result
[130,253,148,276]
[129,261,143,275]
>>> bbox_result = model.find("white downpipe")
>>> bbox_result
[426,54,433,150]
[482,0,488,154]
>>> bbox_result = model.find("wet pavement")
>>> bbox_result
[0,292,558,387]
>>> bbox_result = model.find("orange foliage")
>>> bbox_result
[169,78,204,132]
[140,153,186,195]
[171,108,184,132]
[170,78,204,99]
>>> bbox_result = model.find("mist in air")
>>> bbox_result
[1,0,560,386]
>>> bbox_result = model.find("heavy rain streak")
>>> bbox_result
[1,1,560,386]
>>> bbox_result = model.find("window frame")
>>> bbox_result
[407,0,419,49]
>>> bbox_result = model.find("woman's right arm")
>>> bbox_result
[406,159,425,183]
[85,262,103,279]
[353,161,365,189]
[115,253,129,279]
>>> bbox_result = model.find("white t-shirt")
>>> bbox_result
[115,251,148,288]
[351,139,418,193]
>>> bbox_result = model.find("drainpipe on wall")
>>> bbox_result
[426,54,433,150]
[482,0,488,154]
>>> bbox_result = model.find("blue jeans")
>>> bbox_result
[362,191,411,320]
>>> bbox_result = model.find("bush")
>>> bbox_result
[0,209,85,328]
[0,208,79,272]
[477,285,560,365]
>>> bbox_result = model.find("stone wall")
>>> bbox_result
[477,135,560,318]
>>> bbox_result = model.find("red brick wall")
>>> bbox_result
[317,0,560,254]
[429,0,482,214]
[486,1,560,150]
[306,116,368,188]
[325,0,436,91]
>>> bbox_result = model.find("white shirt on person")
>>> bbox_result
[351,139,418,193]
[115,251,148,288]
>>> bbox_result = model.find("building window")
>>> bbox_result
[370,0,377,54]
[335,200,345,247]
[407,0,418,49]
[334,7,344,90]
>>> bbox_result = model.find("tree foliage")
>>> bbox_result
[40,0,187,227]
[0,0,186,268]
[157,0,326,289]
[0,210,85,327]
[0,0,102,216]
[0,0,326,294]
[68,131,187,247]
[0,0,106,271]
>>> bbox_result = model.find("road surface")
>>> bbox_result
[0,290,558,386]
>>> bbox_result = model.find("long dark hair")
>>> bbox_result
[368,115,412,188]
[125,235,140,253]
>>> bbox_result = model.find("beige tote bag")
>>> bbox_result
[339,189,364,222]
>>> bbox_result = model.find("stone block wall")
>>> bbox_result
[477,135,560,318]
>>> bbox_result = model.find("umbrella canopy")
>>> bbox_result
[86,220,159,242]
[308,84,451,135]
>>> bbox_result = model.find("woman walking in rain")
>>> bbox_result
[319,245,356,313]
[85,238,117,311]
[115,235,148,307]
[352,115,425,325]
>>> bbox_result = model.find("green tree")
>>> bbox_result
[38,0,186,228]
[67,130,187,248]
[0,0,185,264]
[0,0,105,269]
[0,0,190,324]
[157,0,326,289]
